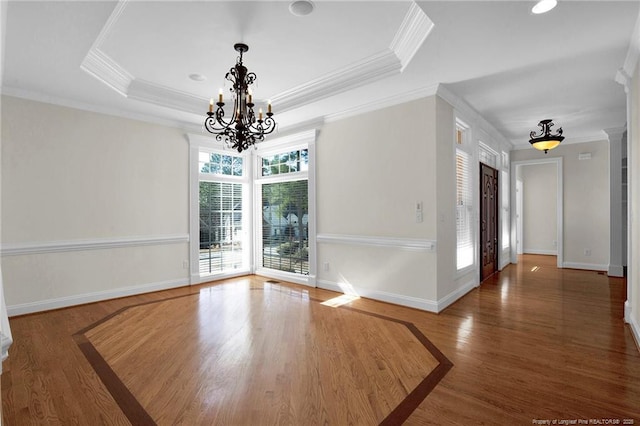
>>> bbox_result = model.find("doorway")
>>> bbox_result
[480,163,499,281]
[511,158,563,268]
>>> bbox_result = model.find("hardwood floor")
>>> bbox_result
[2,254,639,425]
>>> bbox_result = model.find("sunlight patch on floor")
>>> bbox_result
[321,294,360,308]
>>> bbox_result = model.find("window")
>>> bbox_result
[456,148,474,270]
[258,148,309,275]
[199,152,243,176]
[261,149,308,176]
[501,151,510,250]
[199,182,244,273]
[197,149,248,277]
[190,130,315,285]
[455,121,474,271]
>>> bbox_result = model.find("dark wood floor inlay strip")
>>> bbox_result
[73,334,157,426]
[340,305,454,425]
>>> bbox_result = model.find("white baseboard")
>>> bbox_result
[255,268,315,288]
[628,309,640,354]
[562,261,608,272]
[607,264,625,277]
[7,278,189,316]
[436,279,477,312]
[625,300,631,323]
[499,258,511,270]
[316,279,438,312]
[523,249,557,255]
[194,269,252,285]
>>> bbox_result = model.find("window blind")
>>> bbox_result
[456,149,474,270]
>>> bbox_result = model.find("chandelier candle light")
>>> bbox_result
[529,119,564,154]
[204,43,276,152]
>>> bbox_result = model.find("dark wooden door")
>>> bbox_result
[480,163,499,281]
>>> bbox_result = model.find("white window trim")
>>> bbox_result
[454,117,477,278]
[188,130,317,286]
[188,134,253,284]
[253,131,317,286]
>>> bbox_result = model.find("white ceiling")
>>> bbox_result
[2,1,639,148]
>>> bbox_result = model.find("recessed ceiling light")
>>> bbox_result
[532,0,557,14]
[289,0,314,17]
[189,73,206,82]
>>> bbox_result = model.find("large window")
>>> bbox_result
[189,131,315,285]
[456,122,474,271]
[258,149,309,275]
[198,151,247,276]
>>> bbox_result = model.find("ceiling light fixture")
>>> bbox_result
[204,43,276,153]
[289,0,315,16]
[532,0,557,14]
[529,119,564,153]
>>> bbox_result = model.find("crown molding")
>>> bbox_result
[390,2,434,72]
[80,48,133,97]
[620,8,640,79]
[436,84,513,152]
[1,87,194,131]
[79,1,131,96]
[271,50,401,113]
[128,79,205,115]
[326,84,438,123]
[78,0,434,121]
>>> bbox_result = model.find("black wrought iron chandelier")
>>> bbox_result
[204,43,276,153]
[529,119,564,154]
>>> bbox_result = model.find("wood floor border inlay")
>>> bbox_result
[74,284,452,425]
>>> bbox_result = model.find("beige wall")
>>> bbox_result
[631,59,640,342]
[512,140,610,269]
[316,97,439,306]
[1,96,189,313]
[521,163,557,255]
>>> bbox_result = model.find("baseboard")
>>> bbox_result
[562,261,608,272]
[255,268,315,288]
[628,310,640,354]
[316,279,438,312]
[607,264,625,277]
[523,249,557,255]
[499,258,511,271]
[436,279,477,312]
[625,300,631,323]
[7,278,189,317]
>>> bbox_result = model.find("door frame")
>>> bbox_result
[516,178,523,255]
[510,157,563,268]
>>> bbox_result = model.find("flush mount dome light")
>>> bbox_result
[532,0,557,14]
[289,0,314,16]
[529,119,564,154]
[189,73,206,82]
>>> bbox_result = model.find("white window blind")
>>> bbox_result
[456,148,474,270]
[501,169,510,250]
[198,149,247,276]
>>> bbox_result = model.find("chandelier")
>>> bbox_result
[529,119,564,154]
[204,43,276,152]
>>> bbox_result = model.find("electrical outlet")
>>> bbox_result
[584,249,591,257]
[323,262,330,271]
[183,260,189,269]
